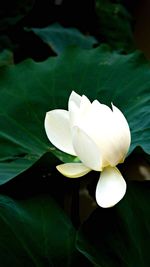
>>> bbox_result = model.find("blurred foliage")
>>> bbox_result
[30,23,98,54]
[0,0,137,60]
[0,49,13,66]
[96,0,135,51]
[0,0,35,31]
[0,0,97,61]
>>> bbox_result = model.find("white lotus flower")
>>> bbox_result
[44,91,131,208]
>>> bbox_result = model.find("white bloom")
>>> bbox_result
[44,91,131,208]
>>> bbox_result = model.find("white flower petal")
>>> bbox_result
[68,91,82,110]
[44,109,76,155]
[78,95,91,124]
[92,100,112,115]
[69,92,91,129]
[76,100,115,167]
[56,163,91,178]
[95,167,126,208]
[68,91,81,129]
[77,100,130,167]
[112,104,131,159]
[69,101,80,129]
[72,126,102,171]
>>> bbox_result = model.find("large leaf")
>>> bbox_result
[30,23,97,54]
[0,194,83,267]
[0,45,150,184]
[76,181,150,267]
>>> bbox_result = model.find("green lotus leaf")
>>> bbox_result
[0,46,149,184]
[76,181,150,267]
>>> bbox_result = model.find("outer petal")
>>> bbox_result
[44,109,76,155]
[95,167,126,208]
[72,126,103,171]
[76,100,115,167]
[56,163,91,178]
[78,100,131,167]
[112,104,131,159]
